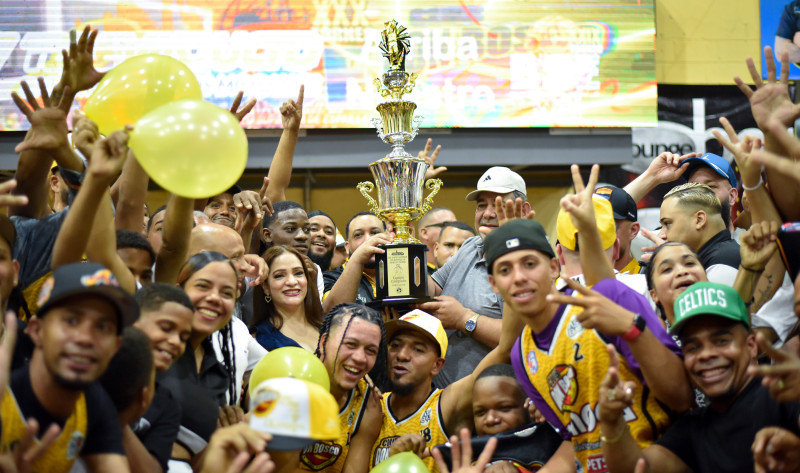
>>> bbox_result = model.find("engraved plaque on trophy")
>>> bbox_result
[357,20,441,306]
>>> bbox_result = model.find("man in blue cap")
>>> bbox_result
[624,152,739,235]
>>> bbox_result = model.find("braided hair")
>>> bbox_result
[316,303,389,392]
[177,251,239,405]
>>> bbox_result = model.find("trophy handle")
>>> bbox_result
[417,178,443,221]
[357,181,381,215]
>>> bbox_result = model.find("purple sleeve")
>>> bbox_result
[510,337,570,440]
[592,279,681,383]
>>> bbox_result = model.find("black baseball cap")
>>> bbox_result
[36,263,139,334]
[594,185,637,222]
[485,220,555,274]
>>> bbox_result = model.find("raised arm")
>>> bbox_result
[267,85,303,204]
[321,232,392,313]
[563,164,615,286]
[51,129,135,294]
[11,79,80,219]
[623,152,698,204]
[153,195,194,284]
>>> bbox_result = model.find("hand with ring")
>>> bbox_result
[747,333,800,403]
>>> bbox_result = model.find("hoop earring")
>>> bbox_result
[264,293,271,303]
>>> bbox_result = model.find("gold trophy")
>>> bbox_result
[357,20,442,305]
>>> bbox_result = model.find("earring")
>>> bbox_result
[264,293,271,303]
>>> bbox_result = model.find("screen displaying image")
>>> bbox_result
[0,0,656,130]
[762,0,800,80]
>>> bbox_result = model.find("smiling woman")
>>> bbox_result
[251,245,323,351]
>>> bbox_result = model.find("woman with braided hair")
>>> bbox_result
[162,251,243,472]
[296,303,387,473]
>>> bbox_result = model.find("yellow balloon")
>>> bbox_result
[129,99,248,199]
[371,452,430,473]
[249,347,331,395]
[84,54,202,136]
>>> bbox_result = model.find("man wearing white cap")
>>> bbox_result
[417,166,531,387]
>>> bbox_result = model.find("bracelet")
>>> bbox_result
[742,176,763,191]
[600,424,630,444]
[740,264,764,273]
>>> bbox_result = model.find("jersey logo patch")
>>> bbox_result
[547,365,578,413]
[420,407,432,426]
[66,431,85,460]
[526,350,538,374]
[347,410,355,427]
[300,442,343,470]
[566,315,583,339]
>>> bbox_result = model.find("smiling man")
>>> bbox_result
[597,281,800,473]
[0,262,137,473]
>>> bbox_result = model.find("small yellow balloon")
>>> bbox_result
[85,54,202,136]
[371,452,430,473]
[129,99,248,199]
[249,347,331,395]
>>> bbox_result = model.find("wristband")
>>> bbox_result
[600,424,630,444]
[740,264,764,273]
[742,176,763,192]
[621,313,646,342]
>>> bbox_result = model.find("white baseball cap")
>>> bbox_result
[466,166,527,201]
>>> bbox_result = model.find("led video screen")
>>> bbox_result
[0,0,656,130]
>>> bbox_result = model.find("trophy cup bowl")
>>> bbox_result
[374,101,419,149]
[368,157,427,219]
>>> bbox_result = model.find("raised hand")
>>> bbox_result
[712,117,763,186]
[495,196,535,227]
[597,344,636,426]
[560,164,600,231]
[749,120,800,185]
[739,221,778,272]
[735,46,800,129]
[12,78,72,153]
[280,85,304,131]
[644,151,698,184]
[747,332,800,403]
[88,128,130,181]
[64,26,106,93]
[229,91,257,123]
[418,138,447,179]
[71,109,100,158]
[546,278,635,336]
[432,428,497,473]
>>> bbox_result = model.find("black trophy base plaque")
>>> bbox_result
[371,243,433,308]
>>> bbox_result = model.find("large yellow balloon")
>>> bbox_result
[371,452,430,473]
[129,99,248,199]
[84,54,202,136]
[249,347,331,395]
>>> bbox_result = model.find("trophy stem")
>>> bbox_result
[393,212,417,244]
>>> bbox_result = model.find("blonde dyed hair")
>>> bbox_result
[663,182,722,216]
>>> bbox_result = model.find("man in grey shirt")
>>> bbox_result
[418,166,532,387]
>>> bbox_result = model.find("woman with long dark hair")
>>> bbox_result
[251,245,323,351]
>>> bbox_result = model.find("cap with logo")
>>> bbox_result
[670,281,748,335]
[36,262,138,334]
[335,230,345,248]
[556,196,616,251]
[683,153,737,188]
[466,167,527,201]
[485,219,555,274]
[385,309,448,357]
[594,184,637,222]
[249,377,340,450]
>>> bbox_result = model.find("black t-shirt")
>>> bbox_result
[323,265,376,305]
[697,229,740,270]
[133,380,181,471]
[777,1,800,40]
[9,365,125,457]
[656,379,800,473]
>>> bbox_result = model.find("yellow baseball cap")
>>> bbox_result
[249,377,340,451]
[556,196,616,251]
[385,309,448,357]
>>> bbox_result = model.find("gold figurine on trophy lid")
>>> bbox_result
[358,20,442,247]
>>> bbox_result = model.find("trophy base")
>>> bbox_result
[366,296,434,313]
[373,243,430,308]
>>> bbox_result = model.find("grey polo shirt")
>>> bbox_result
[431,235,503,387]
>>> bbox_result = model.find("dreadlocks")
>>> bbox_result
[316,303,389,392]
